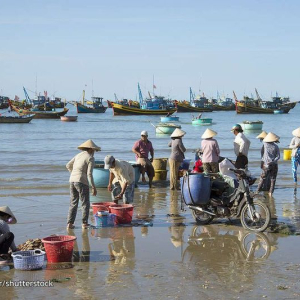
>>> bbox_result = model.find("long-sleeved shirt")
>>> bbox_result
[168,138,186,162]
[261,142,280,166]
[201,138,220,163]
[110,160,135,184]
[289,136,300,157]
[66,151,95,188]
[234,133,250,157]
[0,220,16,251]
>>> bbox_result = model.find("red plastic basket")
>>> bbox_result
[100,202,117,213]
[91,203,109,215]
[109,204,134,224]
[41,235,77,263]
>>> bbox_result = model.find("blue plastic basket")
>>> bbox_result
[94,213,116,228]
[12,249,45,270]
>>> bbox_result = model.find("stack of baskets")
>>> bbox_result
[152,158,168,181]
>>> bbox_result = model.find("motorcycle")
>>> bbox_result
[181,168,271,232]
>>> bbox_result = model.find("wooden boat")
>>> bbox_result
[11,104,69,119]
[155,123,181,134]
[273,110,284,114]
[176,101,213,113]
[93,160,141,188]
[240,120,263,130]
[60,116,78,122]
[76,92,107,113]
[192,118,213,125]
[112,102,176,116]
[107,99,140,109]
[210,97,236,111]
[0,114,34,123]
[160,116,179,122]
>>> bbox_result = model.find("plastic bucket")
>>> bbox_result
[42,235,77,263]
[97,202,117,213]
[152,158,168,170]
[283,149,292,160]
[179,159,191,171]
[180,173,211,205]
[109,204,134,224]
[153,170,168,181]
[91,203,109,215]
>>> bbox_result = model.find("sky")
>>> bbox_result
[0,0,299,101]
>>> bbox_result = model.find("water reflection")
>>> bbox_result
[182,226,275,264]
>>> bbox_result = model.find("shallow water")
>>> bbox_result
[1,104,300,298]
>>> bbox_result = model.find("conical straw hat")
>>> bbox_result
[292,127,300,138]
[0,206,17,224]
[263,132,280,143]
[171,128,186,138]
[201,128,217,139]
[78,139,101,151]
[256,131,268,139]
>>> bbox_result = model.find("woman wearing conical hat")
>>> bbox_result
[289,127,300,183]
[256,132,280,196]
[66,139,101,229]
[256,131,268,142]
[168,128,186,190]
[201,128,220,173]
[0,206,17,263]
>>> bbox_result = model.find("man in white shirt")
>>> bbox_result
[105,155,135,204]
[231,124,251,169]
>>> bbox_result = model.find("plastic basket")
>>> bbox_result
[109,204,134,224]
[42,235,76,263]
[12,249,45,270]
[91,203,109,215]
[94,213,116,228]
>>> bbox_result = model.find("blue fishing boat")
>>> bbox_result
[273,110,284,114]
[93,160,141,188]
[192,118,212,125]
[155,123,181,134]
[160,116,179,122]
[76,91,107,113]
[240,120,263,130]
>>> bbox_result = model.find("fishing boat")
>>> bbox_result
[211,97,235,111]
[160,116,179,122]
[60,116,78,122]
[10,103,69,119]
[175,88,213,113]
[93,160,141,188]
[192,118,213,125]
[0,114,34,123]
[0,96,10,109]
[107,98,140,109]
[234,90,297,114]
[76,91,107,113]
[240,120,263,130]
[155,123,181,134]
[274,110,284,114]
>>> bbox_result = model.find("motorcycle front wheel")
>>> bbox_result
[240,200,270,232]
[192,209,214,225]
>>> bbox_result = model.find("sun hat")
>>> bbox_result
[201,128,217,139]
[141,130,148,136]
[292,128,300,138]
[263,132,280,143]
[231,124,243,132]
[104,155,115,169]
[0,206,17,224]
[78,139,101,151]
[256,131,268,139]
[170,128,186,138]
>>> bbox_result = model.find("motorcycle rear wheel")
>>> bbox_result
[192,209,214,225]
[240,200,270,232]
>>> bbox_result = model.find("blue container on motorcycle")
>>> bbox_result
[180,173,211,205]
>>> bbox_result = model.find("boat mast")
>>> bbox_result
[82,90,85,105]
[189,87,195,103]
[138,83,143,105]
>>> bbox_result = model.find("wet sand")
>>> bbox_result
[1,184,300,299]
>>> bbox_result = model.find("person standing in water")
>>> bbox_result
[231,124,250,169]
[256,132,280,196]
[66,139,100,229]
[168,128,186,190]
[201,128,220,173]
[289,128,300,184]
[132,131,155,187]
